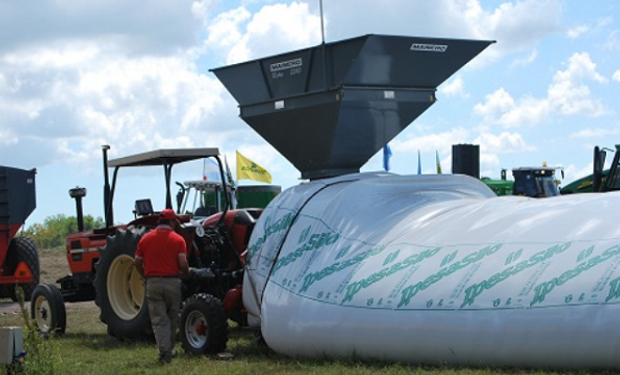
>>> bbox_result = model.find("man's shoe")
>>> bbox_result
[158,353,172,365]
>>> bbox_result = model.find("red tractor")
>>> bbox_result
[0,165,39,302]
[31,146,261,354]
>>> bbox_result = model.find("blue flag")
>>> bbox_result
[383,145,392,172]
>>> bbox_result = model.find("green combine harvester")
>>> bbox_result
[560,145,620,194]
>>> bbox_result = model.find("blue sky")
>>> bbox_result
[1,0,619,226]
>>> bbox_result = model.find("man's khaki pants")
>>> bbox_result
[146,277,182,358]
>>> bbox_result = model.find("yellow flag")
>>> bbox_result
[236,151,272,184]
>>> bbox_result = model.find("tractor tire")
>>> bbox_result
[0,285,8,299]
[31,283,66,336]
[7,236,40,302]
[180,293,228,355]
[94,227,153,341]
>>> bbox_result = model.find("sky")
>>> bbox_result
[1,0,620,227]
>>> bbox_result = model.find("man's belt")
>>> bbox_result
[147,275,179,279]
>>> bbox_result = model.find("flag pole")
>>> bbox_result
[319,0,325,44]
[319,0,327,90]
[417,150,422,175]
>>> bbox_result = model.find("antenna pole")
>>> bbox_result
[319,0,325,44]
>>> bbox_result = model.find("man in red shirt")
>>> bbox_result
[134,209,190,364]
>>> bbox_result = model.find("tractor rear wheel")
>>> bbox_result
[94,227,152,341]
[7,236,39,301]
[31,283,66,336]
[180,293,228,355]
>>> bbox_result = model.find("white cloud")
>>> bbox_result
[473,88,515,119]
[567,25,589,38]
[0,1,202,57]
[205,7,252,59]
[598,16,613,28]
[474,131,533,153]
[548,52,607,116]
[605,29,620,50]
[0,45,233,169]
[439,76,468,98]
[509,49,538,68]
[474,52,608,127]
[1,42,100,70]
[393,128,471,156]
[569,128,620,139]
[562,162,594,187]
[473,88,550,128]
[479,153,501,178]
[206,2,321,64]
[191,0,216,23]
[613,70,620,83]
[482,0,562,53]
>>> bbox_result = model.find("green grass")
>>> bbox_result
[1,297,617,375]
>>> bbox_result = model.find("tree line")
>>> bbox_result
[21,214,105,249]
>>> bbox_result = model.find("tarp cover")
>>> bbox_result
[244,172,620,369]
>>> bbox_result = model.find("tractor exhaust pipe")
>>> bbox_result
[102,145,113,230]
[69,187,87,231]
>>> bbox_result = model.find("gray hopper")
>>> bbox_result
[212,34,494,180]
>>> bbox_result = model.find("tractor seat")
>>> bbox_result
[194,206,217,217]
[134,199,154,216]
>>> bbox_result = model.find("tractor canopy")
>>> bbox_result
[212,34,494,180]
[104,147,226,228]
[107,148,220,167]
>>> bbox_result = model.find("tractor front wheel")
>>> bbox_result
[94,228,152,341]
[180,293,228,355]
[30,283,66,336]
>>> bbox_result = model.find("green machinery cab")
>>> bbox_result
[482,166,561,198]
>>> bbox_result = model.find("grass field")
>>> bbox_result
[0,247,614,374]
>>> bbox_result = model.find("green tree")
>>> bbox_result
[21,214,105,250]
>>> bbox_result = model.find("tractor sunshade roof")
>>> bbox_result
[108,148,220,168]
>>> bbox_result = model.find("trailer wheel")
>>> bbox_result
[94,227,152,341]
[180,293,228,355]
[30,283,66,336]
[7,236,40,301]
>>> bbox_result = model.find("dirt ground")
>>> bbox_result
[0,248,95,316]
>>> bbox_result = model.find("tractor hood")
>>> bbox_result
[212,34,494,180]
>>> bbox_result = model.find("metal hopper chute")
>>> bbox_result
[212,34,494,180]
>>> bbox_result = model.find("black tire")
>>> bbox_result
[6,236,39,301]
[30,283,66,336]
[0,285,8,299]
[253,329,267,347]
[94,227,152,341]
[180,293,228,355]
